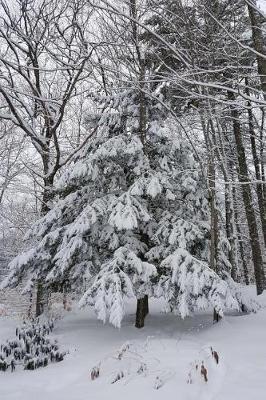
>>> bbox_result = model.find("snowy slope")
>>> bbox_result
[0,292,266,400]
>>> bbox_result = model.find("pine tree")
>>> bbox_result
[2,87,245,328]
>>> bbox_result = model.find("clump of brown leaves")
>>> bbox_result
[211,347,219,365]
[91,365,100,380]
[111,371,124,384]
[201,363,208,382]
[187,346,220,384]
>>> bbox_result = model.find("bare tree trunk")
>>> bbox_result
[200,112,222,322]
[208,156,218,272]
[36,168,55,316]
[213,309,221,323]
[129,0,150,328]
[228,90,264,294]
[27,291,33,318]
[208,158,221,322]
[245,79,266,247]
[143,294,149,317]
[247,2,266,97]
[232,186,250,285]
[247,3,266,267]
[213,119,240,279]
[35,282,45,317]
[135,296,149,328]
[41,175,54,214]
[225,183,238,281]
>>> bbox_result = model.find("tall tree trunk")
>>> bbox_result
[208,158,221,322]
[200,113,222,322]
[143,294,149,317]
[232,186,250,285]
[247,2,266,97]
[260,112,266,247]
[209,161,218,274]
[224,183,238,281]
[41,150,55,213]
[35,168,54,316]
[135,296,149,328]
[245,79,266,247]
[35,282,45,317]
[207,116,239,280]
[247,3,266,269]
[130,0,150,328]
[228,90,264,295]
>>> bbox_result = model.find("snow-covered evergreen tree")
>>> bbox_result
[1,88,244,328]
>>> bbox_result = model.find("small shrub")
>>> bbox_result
[0,318,66,372]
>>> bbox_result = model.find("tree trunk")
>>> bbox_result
[247,2,266,97]
[209,160,218,274]
[247,4,266,277]
[143,294,149,317]
[36,173,54,316]
[129,1,150,329]
[35,282,45,317]
[41,173,54,214]
[228,90,264,295]
[224,183,238,280]
[27,291,33,318]
[208,159,221,323]
[135,296,149,328]
[213,309,222,323]
[245,79,266,247]
[232,186,250,285]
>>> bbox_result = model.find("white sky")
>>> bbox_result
[257,0,266,14]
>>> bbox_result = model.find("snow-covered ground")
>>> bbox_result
[1,290,266,400]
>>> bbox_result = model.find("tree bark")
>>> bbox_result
[135,296,149,328]
[232,186,250,285]
[245,79,266,247]
[247,2,266,97]
[143,294,149,317]
[209,160,219,275]
[213,309,222,323]
[247,3,266,265]
[41,175,54,214]
[35,282,45,317]
[36,172,55,316]
[224,183,238,280]
[228,90,264,295]
[129,0,150,329]
[208,158,222,323]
